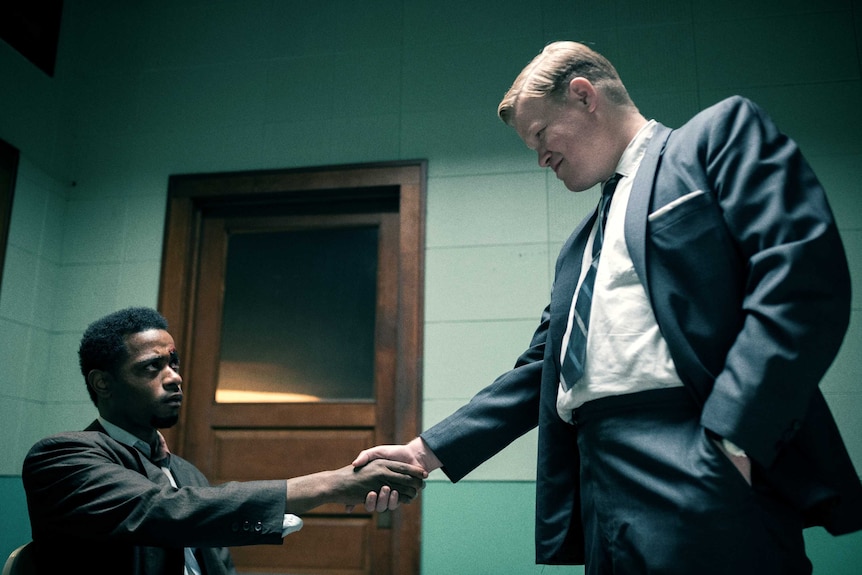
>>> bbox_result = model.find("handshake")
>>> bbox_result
[287,438,441,516]
[342,437,442,513]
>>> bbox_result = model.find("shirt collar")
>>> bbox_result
[98,416,163,460]
[614,119,657,180]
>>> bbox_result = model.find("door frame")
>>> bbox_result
[157,160,426,574]
[0,138,20,294]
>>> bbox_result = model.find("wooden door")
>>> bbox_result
[157,162,426,575]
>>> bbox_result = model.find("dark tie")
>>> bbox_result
[150,433,171,467]
[560,174,621,391]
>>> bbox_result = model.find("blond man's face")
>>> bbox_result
[513,84,614,193]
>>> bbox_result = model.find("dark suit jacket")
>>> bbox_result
[22,421,287,575]
[421,96,862,565]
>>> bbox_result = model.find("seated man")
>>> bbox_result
[22,306,426,575]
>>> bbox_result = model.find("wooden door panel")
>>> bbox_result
[211,429,376,482]
[210,403,376,428]
[230,517,374,574]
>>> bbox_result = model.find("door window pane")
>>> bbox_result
[216,226,378,402]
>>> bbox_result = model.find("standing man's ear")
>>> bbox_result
[88,370,112,399]
[567,77,597,110]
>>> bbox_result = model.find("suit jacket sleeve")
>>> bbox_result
[672,97,851,466]
[23,431,287,549]
[420,305,550,482]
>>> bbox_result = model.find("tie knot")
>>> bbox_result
[602,173,621,197]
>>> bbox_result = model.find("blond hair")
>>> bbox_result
[497,41,634,126]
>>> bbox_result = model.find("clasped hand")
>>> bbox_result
[345,456,427,513]
[351,437,441,512]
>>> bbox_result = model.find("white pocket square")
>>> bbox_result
[648,190,706,221]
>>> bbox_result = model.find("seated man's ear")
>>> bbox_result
[88,370,113,399]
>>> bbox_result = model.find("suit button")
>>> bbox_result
[254,522,263,533]
[231,522,240,532]
[243,521,251,531]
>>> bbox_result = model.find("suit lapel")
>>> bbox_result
[85,420,166,483]
[548,210,597,370]
[625,123,672,301]
[169,460,195,487]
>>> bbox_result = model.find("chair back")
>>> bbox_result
[2,543,34,575]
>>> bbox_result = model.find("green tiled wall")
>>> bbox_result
[2,0,861,571]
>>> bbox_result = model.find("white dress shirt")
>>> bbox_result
[557,120,684,423]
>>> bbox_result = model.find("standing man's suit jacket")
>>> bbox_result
[421,96,862,565]
[23,420,287,575]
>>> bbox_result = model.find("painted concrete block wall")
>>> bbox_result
[1,0,860,572]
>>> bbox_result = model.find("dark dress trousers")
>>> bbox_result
[420,96,862,565]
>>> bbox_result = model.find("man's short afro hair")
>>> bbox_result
[78,307,169,401]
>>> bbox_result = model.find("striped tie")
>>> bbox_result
[561,174,621,390]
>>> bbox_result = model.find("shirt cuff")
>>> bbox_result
[721,438,747,458]
[282,514,304,536]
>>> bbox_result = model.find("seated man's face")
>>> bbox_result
[105,329,183,437]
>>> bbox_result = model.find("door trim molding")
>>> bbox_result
[157,160,426,575]
[0,138,20,294]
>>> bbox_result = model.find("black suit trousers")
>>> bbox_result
[574,388,810,575]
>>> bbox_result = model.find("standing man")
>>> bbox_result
[23,306,425,575]
[354,41,862,574]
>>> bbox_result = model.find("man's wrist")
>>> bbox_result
[410,436,442,471]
